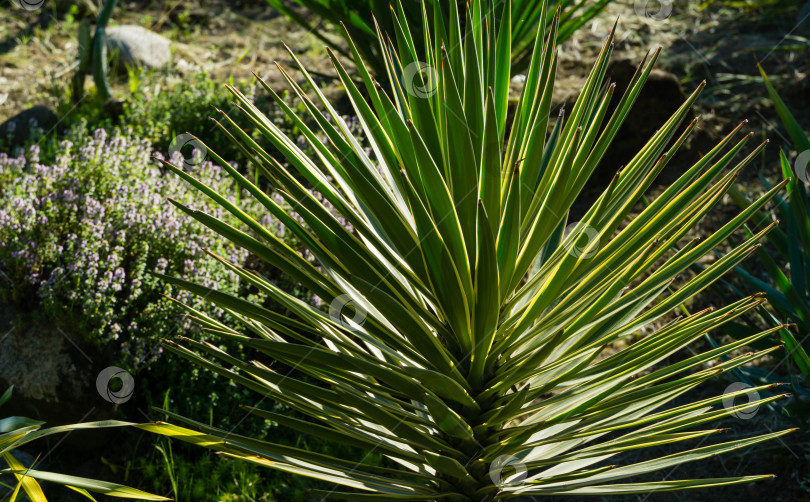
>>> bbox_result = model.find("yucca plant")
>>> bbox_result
[0,386,167,501]
[264,0,610,76]
[138,1,793,499]
[721,65,810,422]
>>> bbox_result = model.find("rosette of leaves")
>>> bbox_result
[721,65,810,423]
[139,0,792,499]
[0,387,167,501]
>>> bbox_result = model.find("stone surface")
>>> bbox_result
[0,105,58,145]
[0,321,83,405]
[105,25,171,70]
[0,303,119,451]
[0,303,91,421]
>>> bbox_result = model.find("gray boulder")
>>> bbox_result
[0,317,86,409]
[105,25,171,70]
[0,303,119,451]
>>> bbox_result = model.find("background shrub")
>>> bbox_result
[0,120,270,366]
[50,71,313,170]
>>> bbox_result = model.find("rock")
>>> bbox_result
[0,105,58,145]
[511,74,527,84]
[0,322,84,406]
[104,25,171,70]
[0,304,121,451]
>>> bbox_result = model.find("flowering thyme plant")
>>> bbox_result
[0,123,267,367]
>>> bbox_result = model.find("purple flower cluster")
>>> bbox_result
[0,121,270,367]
